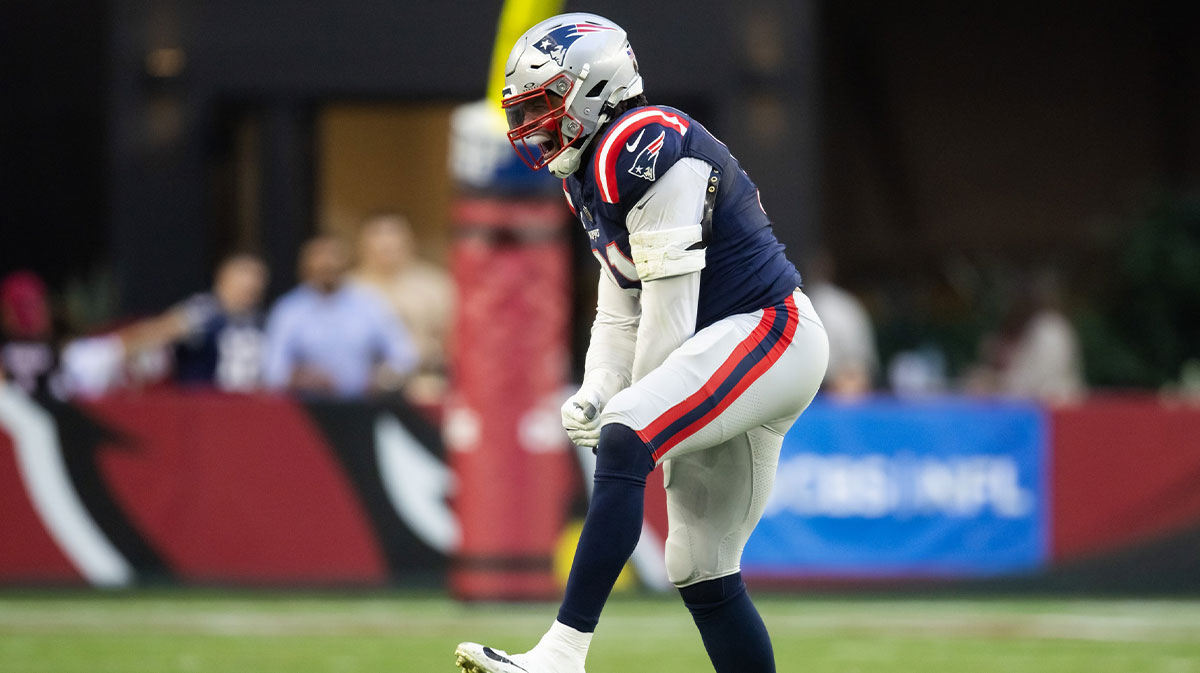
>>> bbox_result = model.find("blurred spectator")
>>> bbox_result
[57,254,269,396]
[350,213,454,401]
[805,250,879,398]
[171,254,268,390]
[888,345,949,397]
[263,235,417,397]
[966,269,1084,402]
[58,334,126,398]
[0,271,59,396]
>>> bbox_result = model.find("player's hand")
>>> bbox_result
[561,388,603,449]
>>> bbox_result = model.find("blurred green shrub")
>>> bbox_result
[1078,194,1200,388]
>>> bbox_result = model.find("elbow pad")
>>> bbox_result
[628,225,706,281]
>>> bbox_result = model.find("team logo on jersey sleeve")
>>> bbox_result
[533,23,616,66]
[628,130,666,181]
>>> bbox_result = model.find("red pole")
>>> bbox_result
[446,107,575,600]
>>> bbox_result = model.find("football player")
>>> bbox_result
[456,13,828,673]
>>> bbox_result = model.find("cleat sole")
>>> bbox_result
[454,646,484,673]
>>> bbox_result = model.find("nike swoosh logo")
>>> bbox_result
[634,192,656,210]
[625,129,645,153]
[483,648,528,671]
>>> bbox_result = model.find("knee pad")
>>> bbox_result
[663,430,781,587]
[594,423,655,487]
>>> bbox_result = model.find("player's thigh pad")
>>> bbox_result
[602,289,828,463]
[662,426,784,586]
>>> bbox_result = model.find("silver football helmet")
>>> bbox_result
[501,13,644,178]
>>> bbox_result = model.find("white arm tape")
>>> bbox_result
[629,225,707,282]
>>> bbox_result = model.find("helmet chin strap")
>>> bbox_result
[549,113,606,178]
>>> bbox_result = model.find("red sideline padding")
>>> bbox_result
[1051,397,1200,562]
[0,430,84,584]
[449,196,576,600]
[86,391,387,584]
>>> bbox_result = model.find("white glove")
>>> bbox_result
[561,369,627,449]
[561,388,603,448]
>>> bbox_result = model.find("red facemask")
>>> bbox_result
[502,74,580,171]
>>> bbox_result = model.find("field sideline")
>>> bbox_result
[1,593,1198,673]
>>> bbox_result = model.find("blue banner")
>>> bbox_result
[742,398,1049,578]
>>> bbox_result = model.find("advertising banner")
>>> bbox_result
[743,398,1048,578]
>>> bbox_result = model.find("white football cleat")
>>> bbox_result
[454,643,529,673]
[454,641,586,673]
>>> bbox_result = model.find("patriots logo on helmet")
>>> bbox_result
[628,130,666,181]
[533,23,616,66]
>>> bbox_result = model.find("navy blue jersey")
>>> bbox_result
[563,106,802,330]
[173,293,264,390]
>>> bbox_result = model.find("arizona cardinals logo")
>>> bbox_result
[628,130,666,181]
[532,23,616,66]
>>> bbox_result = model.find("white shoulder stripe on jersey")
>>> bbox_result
[596,109,689,203]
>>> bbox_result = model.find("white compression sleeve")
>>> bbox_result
[625,157,711,282]
[625,157,712,239]
[625,158,711,381]
[583,271,640,399]
[632,272,700,382]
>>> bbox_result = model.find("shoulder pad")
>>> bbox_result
[592,107,690,205]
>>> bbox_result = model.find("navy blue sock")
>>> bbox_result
[679,573,775,673]
[556,424,655,632]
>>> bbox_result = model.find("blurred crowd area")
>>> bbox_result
[838,194,1200,403]
[3,1,1200,406]
[5,196,1200,406]
[0,213,454,405]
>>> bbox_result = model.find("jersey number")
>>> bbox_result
[592,242,639,285]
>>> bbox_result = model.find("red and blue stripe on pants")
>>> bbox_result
[637,294,800,462]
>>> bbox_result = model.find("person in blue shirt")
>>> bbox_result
[456,13,829,673]
[262,236,416,397]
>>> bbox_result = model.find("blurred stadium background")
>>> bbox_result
[2,1,1200,671]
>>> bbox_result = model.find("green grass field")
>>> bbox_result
[1,592,1198,673]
